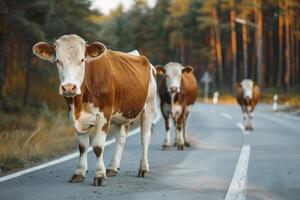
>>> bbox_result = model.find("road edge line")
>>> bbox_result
[0,112,161,183]
[225,144,251,200]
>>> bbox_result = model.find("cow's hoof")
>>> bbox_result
[106,169,118,177]
[93,176,108,186]
[177,144,185,151]
[162,144,170,150]
[184,141,191,147]
[69,174,85,183]
[248,127,253,131]
[138,169,149,178]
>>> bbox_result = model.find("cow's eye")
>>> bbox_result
[81,58,85,62]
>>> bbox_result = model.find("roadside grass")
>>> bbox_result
[0,106,140,176]
[0,110,76,175]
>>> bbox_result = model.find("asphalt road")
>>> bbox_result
[0,103,300,200]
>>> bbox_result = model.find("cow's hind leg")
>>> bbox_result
[183,112,190,147]
[92,114,109,186]
[69,132,89,183]
[139,100,155,177]
[107,125,127,177]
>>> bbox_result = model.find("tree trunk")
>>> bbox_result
[212,8,223,88]
[0,31,4,101]
[23,47,33,106]
[230,0,237,92]
[284,0,291,96]
[242,23,248,79]
[277,14,284,87]
[180,35,185,64]
[255,0,263,86]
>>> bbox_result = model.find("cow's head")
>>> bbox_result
[32,34,106,97]
[156,62,193,94]
[238,79,256,102]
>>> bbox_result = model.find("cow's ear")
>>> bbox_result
[182,66,193,74]
[32,42,55,62]
[155,65,165,75]
[236,82,241,89]
[254,82,260,87]
[86,42,106,61]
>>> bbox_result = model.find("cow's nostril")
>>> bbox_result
[71,85,76,91]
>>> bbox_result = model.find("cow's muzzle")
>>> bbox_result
[61,83,77,97]
[245,96,251,105]
[169,86,179,94]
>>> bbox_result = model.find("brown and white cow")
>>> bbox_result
[156,62,198,150]
[32,34,157,186]
[236,79,260,131]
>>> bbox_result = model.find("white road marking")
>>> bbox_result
[220,112,233,120]
[225,145,251,200]
[236,122,250,135]
[0,112,161,183]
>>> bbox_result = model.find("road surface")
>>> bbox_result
[0,103,300,200]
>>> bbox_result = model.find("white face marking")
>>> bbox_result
[241,79,254,99]
[54,35,86,95]
[164,62,183,93]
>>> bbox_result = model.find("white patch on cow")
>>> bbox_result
[71,103,106,133]
[164,62,183,93]
[139,65,157,173]
[172,103,183,119]
[187,105,193,112]
[241,79,254,99]
[128,50,140,56]
[108,125,127,171]
[54,35,87,95]
[75,133,89,176]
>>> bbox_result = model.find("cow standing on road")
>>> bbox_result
[236,79,260,131]
[156,62,198,150]
[33,34,157,186]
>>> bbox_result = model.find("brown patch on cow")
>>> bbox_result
[79,145,85,155]
[93,146,102,158]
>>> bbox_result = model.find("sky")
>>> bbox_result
[91,0,157,15]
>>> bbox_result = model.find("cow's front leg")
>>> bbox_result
[248,112,254,131]
[176,124,185,150]
[175,109,186,150]
[107,125,127,177]
[92,114,110,186]
[162,116,172,150]
[69,132,89,183]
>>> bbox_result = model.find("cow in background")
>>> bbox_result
[236,79,260,131]
[156,62,198,150]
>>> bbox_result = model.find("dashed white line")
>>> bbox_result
[0,113,161,183]
[220,112,233,120]
[225,145,251,200]
[236,122,250,135]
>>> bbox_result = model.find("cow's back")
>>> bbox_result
[181,72,198,106]
[107,50,151,118]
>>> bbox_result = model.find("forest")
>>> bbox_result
[0,0,300,111]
